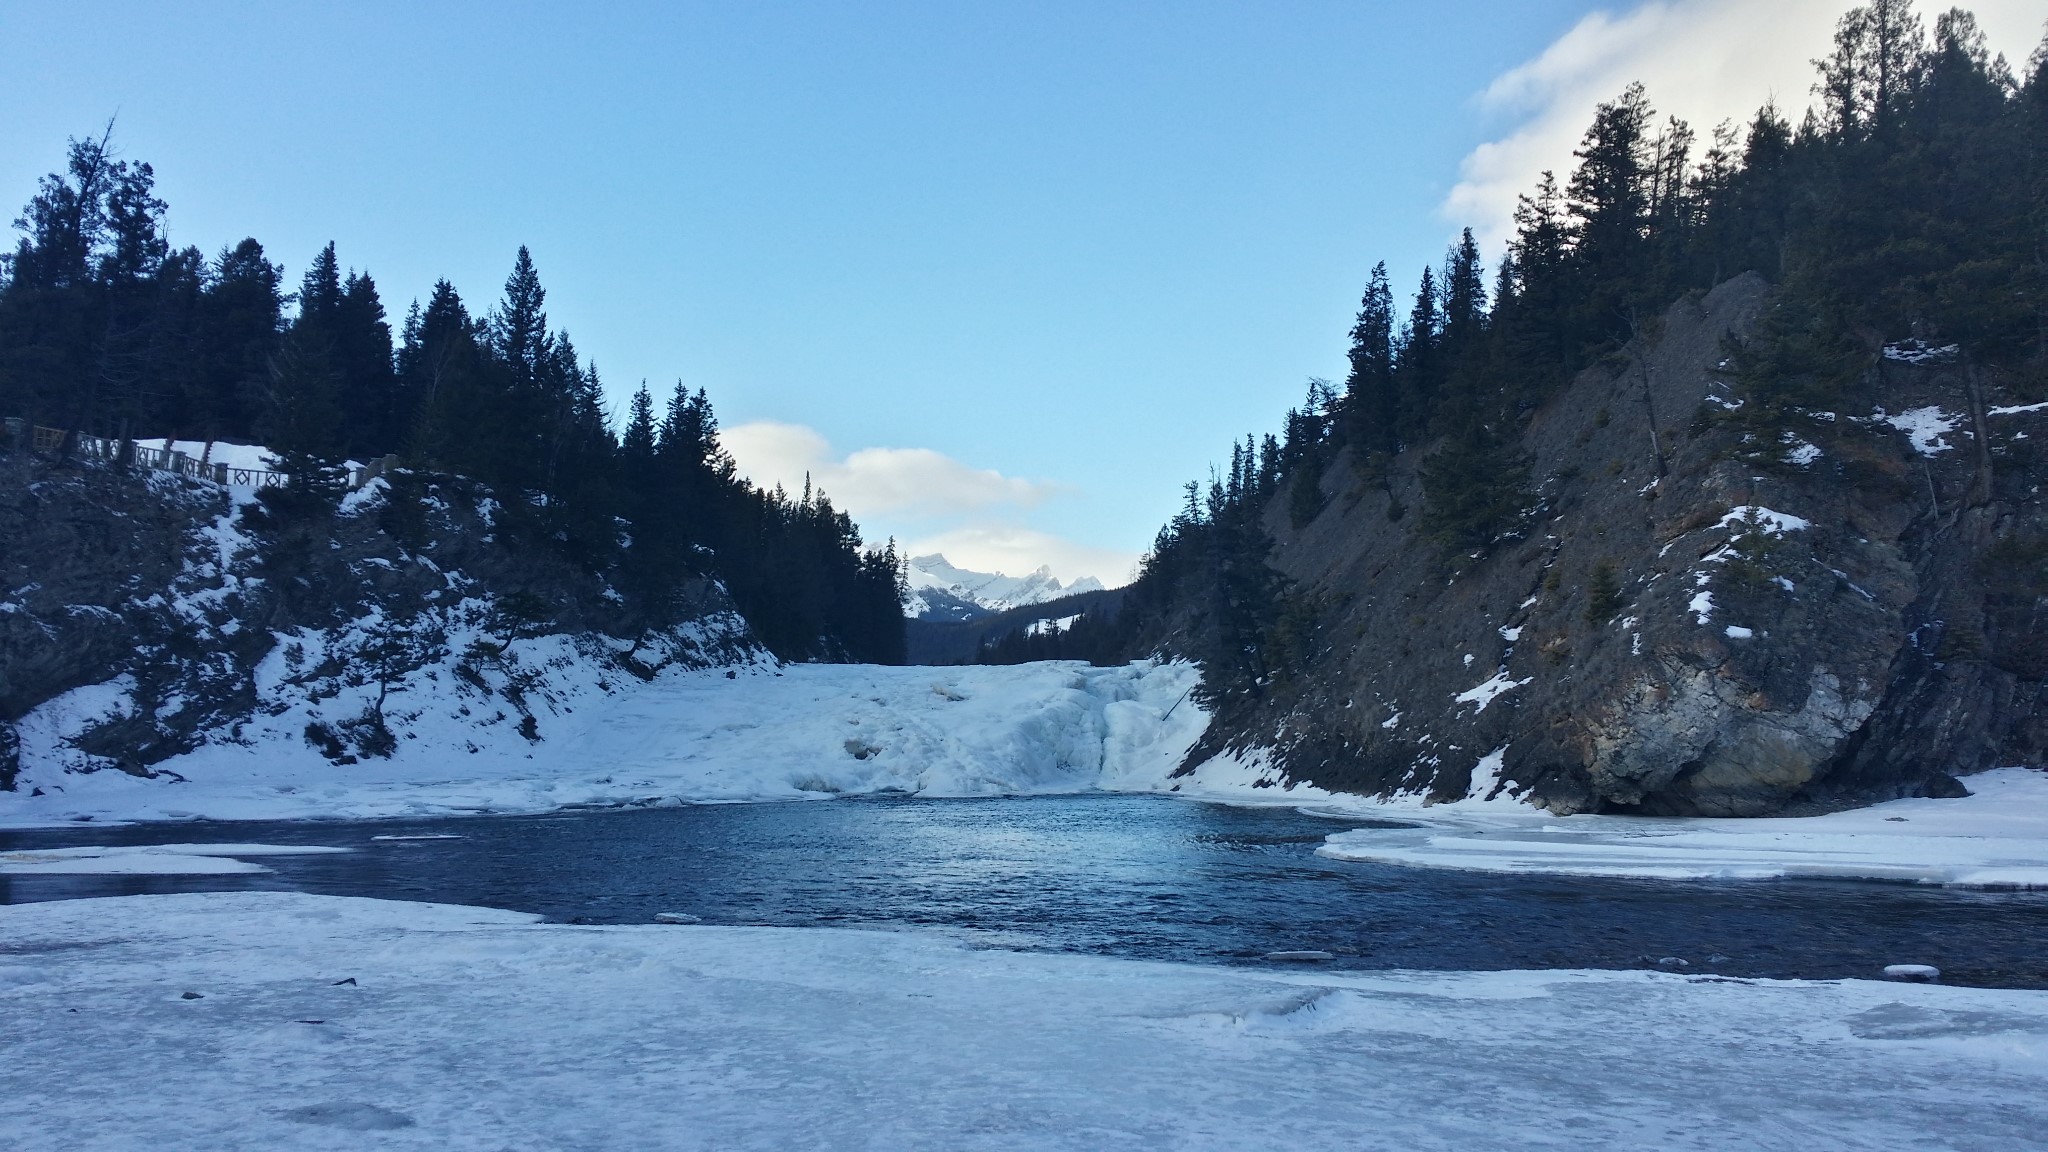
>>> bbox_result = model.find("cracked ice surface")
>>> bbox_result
[4,891,2047,1150]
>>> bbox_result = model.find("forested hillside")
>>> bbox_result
[0,140,906,664]
[1016,3,2048,814]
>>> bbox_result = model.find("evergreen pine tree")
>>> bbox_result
[1394,266,1441,440]
[1339,262,1397,457]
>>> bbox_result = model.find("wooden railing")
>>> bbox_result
[5,417,391,491]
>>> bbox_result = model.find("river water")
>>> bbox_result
[4,793,2044,987]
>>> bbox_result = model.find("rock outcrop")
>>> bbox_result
[1186,275,2048,815]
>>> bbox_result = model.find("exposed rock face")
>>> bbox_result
[1190,275,2048,815]
[0,461,755,788]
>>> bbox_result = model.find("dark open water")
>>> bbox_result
[4,794,2044,987]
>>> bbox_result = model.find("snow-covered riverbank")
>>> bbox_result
[1311,766,2048,889]
[9,649,2047,891]
[3,891,2044,1151]
[0,660,1208,828]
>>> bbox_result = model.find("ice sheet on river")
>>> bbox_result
[0,661,1207,826]
[3,891,2044,1151]
[1316,766,2048,889]
[0,843,348,875]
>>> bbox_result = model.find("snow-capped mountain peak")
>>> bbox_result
[902,554,1105,620]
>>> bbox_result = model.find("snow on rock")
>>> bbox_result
[1317,767,2048,888]
[1464,747,1507,800]
[6,890,2046,1151]
[1989,401,2048,417]
[1881,340,1961,364]
[1870,406,1963,455]
[1689,590,1716,625]
[1452,672,1530,715]
[0,660,1209,826]
[1717,505,1810,536]
[13,676,138,777]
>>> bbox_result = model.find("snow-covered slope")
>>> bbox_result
[0,659,1207,826]
[7,891,2047,1150]
[903,553,1106,620]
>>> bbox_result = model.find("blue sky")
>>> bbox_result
[4,1,2042,582]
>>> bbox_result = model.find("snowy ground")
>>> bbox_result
[1,661,1207,827]
[2,891,2043,1151]
[1313,766,2048,889]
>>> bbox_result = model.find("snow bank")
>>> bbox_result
[3,891,2044,1151]
[1318,767,2048,888]
[0,843,348,875]
[1,660,1209,826]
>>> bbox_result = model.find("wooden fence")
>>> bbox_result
[5,417,393,491]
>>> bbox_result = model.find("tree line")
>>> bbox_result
[0,134,907,663]
[998,2,2048,709]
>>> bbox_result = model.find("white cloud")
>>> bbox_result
[720,420,1137,585]
[720,420,1058,516]
[1446,0,2047,251]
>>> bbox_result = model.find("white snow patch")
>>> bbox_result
[1689,591,1715,625]
[1989,401,2048,416]
[1717,506,1810,535]
[1829,568,1877,601]
[1724,625,1753,640]
[1882,340,1960,364]
[1452,672,1530,714]
[1464,747,1507,801]
[338,475,388,516]
[1870,406,1962,455]
[1025,614,1080,637]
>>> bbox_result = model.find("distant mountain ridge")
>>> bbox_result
[903,554,1105,621]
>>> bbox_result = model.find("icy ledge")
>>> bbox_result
[1,660,1208,827]
[1316,767,2048,888]
[4,891,2044,1150]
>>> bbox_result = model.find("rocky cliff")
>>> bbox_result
[1182,274,2048,815]
[0,459,755,791]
